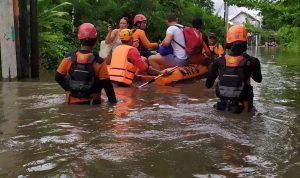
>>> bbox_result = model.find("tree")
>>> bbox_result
[194,0,214,14]
[38,0,226,69]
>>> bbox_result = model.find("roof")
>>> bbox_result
[229,11,260,22]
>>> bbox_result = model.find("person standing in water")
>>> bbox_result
[206,25,262,113]
[55,23,117,104]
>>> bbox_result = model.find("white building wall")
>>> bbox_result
[230,13,260,27]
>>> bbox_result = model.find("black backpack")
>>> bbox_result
[68,53,96,98]
[217,55,247,100]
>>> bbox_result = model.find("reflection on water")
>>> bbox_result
[0,47,300,177]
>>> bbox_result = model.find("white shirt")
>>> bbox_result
[111,29,122,52]
[166,24,188,60]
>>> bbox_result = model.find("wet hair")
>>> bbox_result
[80,38,97,46]
[226,41,247,55]
[167,13,177,23]
[192,17,203,29]
[121,17,129,24]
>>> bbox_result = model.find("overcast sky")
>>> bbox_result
[211,0,261,21]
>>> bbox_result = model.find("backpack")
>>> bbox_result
[68,53,96,98]
[157,44,173,56]
[217,55,247,99]
[173,25,203,55]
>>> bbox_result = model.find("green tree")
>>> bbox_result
[194,0,215,14]
[39,0,226,69]
[227,0,300,50]
[38,0,75,70]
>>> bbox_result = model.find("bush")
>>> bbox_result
[277,26,300,51]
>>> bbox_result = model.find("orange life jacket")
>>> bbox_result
[210,44,224,57]
[109,45,138,85]
[65,91,101,104]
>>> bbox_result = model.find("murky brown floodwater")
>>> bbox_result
[0,47,300,178]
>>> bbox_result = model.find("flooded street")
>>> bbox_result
[0,47,300,177]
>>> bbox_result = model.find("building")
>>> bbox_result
[229,11,261,46]
[229,11,261,28]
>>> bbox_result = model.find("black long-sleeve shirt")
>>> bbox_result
[206,53,262,88]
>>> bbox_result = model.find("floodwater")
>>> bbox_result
[0,47,300,178]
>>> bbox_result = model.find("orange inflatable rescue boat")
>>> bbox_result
[108,64,208,86]
[154,64,208,85]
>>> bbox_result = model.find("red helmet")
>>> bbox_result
[77,23,97,40]
[133,14,147,24]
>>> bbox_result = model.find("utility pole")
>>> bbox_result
[30,0,39,78]
[223,0,229,50]
[13,0,21,78]
[224,1,229,32]
[0,0,18,80]
[19,0,30,78]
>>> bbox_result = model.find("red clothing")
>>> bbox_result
[127,48,148,72]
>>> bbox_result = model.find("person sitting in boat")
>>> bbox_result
[188,16,213,65]
[208,32,224,58]
[132,14,159,58]
[109,29,168,87]
[103,17,130,64]
[148,13,188,70]
[206,25,262,113]
[55,23,117,104]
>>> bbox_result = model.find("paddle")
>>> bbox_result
[137,66,178,88]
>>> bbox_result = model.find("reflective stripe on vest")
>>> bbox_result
[109,45,137,85]
[218,55,246,98]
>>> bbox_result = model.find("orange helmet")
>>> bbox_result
[119,29,133,41]
[133,14,147,24]
[77,23,97,39]
[226,25,247,44]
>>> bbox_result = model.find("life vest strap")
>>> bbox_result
[109,74,133,81]
[110,67,135,74]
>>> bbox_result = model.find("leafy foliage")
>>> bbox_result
[194,0,215,14]
[39,0,225,69]
[277,26,300,51]
[228,0,300,50]
[38,0,76,70]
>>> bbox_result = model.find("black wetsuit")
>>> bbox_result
[206,53,262,112]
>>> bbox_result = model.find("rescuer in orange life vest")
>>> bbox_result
[55,23,117,104]
[206,25,262,113]
[208,32,224,58]
[132,14,159,58]
[109,28,170,87]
